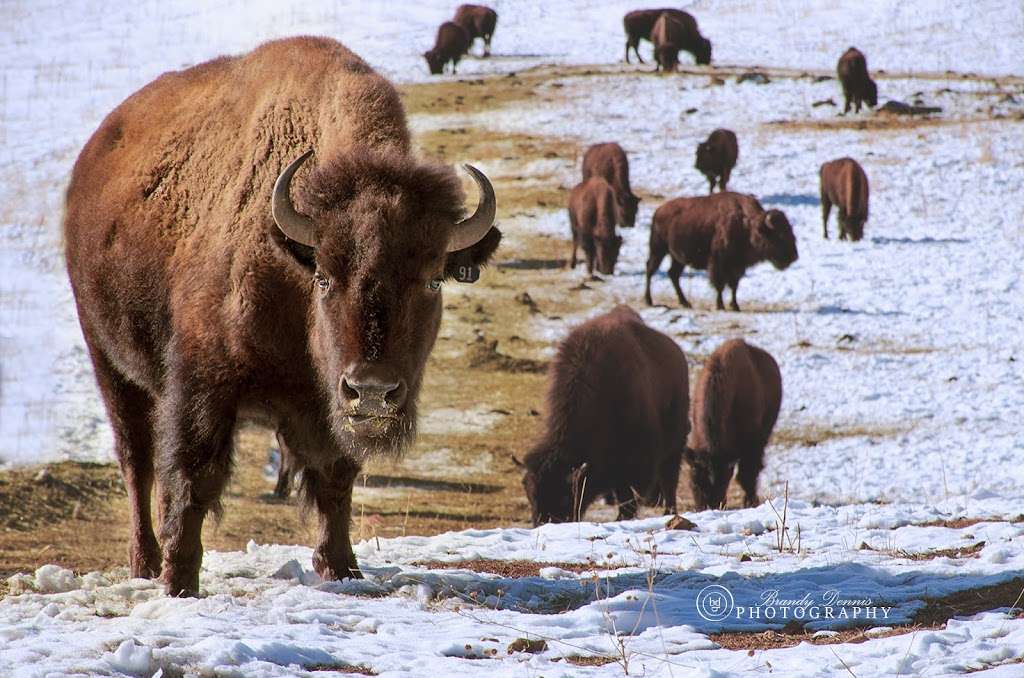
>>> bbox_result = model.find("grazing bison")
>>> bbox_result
[820,157,869,241]
[695,129,738,194]
[623,8,711,66]
[454,4,497,57]
[685,339,782,510]
[63,36,500,596]
[515,306,689,524]
[581,142,640,228]
[568,176,623,276]
[645,192,798,310]
[424,21,472,74]
[837,47,878,114]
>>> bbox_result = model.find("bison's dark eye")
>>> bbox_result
[314,272,331,294]
[427,278,443,292]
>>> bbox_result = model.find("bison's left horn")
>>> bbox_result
[447,164,496,252]
[272,150,318,247]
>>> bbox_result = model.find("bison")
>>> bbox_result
[623,8,711,66]
[63,36,500,596]
[820,157,870,241]
[837,47,878,114]
[581,142,640,228]
[454,4,497,57]
[515,306,689,524]
[424,21,472,74]
[685,339,782,510]
[644,192,798,311]
[695,129,738,194]
[568,176,623,276]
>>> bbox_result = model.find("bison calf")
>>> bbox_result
[454,4,497,57]
[820,157,869,241]
[623,9,711,66]
[424,21,471,74]
[516,306,689,524]
[685,339,782,510]
[645,192,798,311]
[837,47,878,114]
[581,142,640,228]
[568,176,623,276]
[695,129,738,193]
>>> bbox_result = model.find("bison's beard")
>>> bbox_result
[329,405,417,462]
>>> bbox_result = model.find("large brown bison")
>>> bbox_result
[424,21,472,74]
[63,37,500,596]
[837,47,878,114]
[820,157,870,241]
[581,142,640,228]
[695,129,738,194]
[685,339,781,510]
[644,192,798,311]
[515,306,689,524]
[568,176,623,276]
[623,8,711,66]
[454,4,497,57]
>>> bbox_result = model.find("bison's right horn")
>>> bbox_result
[272,150,318,247]
[447,164,496,252]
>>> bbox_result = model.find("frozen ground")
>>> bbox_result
[1,0,1023,675]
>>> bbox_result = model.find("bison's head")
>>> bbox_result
[516,454,587,526]
[694,141,714,174]
[617,193,640,228]
[683,448,731,511]
[865,78,878,107]
[656,45,680,73]
[593,233,623,276]
[754,209,799,270]
[844,215,867,242]
[272,148,499,456]
[423,49,445,75]
[694,37,712,66]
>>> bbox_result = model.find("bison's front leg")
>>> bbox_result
[306,456,363,581]
[667,258,692,308]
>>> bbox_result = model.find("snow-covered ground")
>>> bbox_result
[2,0,1023,675]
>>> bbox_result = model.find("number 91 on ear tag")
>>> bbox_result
[454,265,481,284]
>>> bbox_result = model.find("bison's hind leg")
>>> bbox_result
[644,235,669,305]
[86,344,162,579]
[736,449,764,508]
[821,194,832,239]
[667,258,692,308]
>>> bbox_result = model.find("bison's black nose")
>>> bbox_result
[340,368,407,413]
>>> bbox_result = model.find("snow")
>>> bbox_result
[1,0,1023,675]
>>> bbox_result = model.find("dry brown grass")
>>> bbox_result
[771,422,909,449]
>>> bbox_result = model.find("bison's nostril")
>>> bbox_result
[340,375,407,408]
[340,378,360,402]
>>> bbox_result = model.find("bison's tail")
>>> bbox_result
[700,358,727,457]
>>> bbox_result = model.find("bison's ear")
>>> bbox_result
[270,225,317,272]
[511,454,525,469]
[443,226,501,282]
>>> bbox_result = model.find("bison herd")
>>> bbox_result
[62,5,886,594]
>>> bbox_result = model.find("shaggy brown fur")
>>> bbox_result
[837,47,878,114]
[623,8,711,66]
[63,36,501,596]
[686,339,782,510]
[581,142,640,229]
[424,21,472,74]
[517,306,689,525]
[695,129,738,194]
[820,157,870,241]
[568,176,623,276]
[644,192,798,310]
[454,4,497,57]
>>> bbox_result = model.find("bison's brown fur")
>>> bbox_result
[820,157,870,241]
[425,21,472,74]
[454,4,497,57]
[63,36,500,596]
[517,306,689,525]
[695,129,738,194]
[644,192,798,311]
[685,339,782,510]
[581,142,640,229]
[837,47,878,114]
[624,8,711,66]
[568,176,623,276]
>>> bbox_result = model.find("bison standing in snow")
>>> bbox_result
[425,21,472,74]
[515,306,689,524]
[644,192,798,311]
[63,36,500,596]
[685,339,782,510]
[454,4,497,57]
[568,176,624,276]
[623,8,711,66]
[695,129,738,194]
[820,157,870,241]
[837,47,878,114]
[581,142,640,229]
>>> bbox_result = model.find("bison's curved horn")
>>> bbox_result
[447,164,496,253]
[272,150,318,247]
